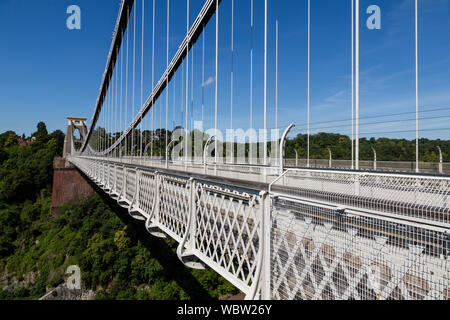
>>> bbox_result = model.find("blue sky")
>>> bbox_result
[1,0,450,140]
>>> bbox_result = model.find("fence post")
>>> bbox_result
[123,166,127,201]
[189,178,197,251]
[114,164,117,194]
[153,172,160,223]
[260,191,271,300]
[136,169,141,211]
[107,164,111,191]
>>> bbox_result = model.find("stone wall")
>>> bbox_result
[51,157,94,216]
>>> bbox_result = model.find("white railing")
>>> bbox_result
[68,156,267,299]
[270,168,450,227]
[285,158,450,175]
[68,155,449,300]
[270,197,449,300]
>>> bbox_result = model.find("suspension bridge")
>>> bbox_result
[65,0,449,300]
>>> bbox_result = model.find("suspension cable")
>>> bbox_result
[186,0,190,163]
[202,22,205,125]
[231,0,234,133]
[215,0,219,164]
[120,33,123,158]
[275,0,279,158]
[140,0,144,158]
[166,0,169,159]
[307,0,311,167]
[132,2,136,157]
[191,38,194,133]
[356,0,360,169]
[173,62,176,129]
[115,48,118,157]
[351,0,354,169]
[125,6,129,156]
[250,0,253,162]
[415,0,419,172]
[263,0,267,165]
[181,63,184,128]
[151,0,155,158]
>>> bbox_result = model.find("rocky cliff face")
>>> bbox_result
[39,283,95,300]
[1,270,39,292]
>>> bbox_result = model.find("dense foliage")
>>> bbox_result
[1,194,238,300]
[0,123,63,258]
[0,122,237,300]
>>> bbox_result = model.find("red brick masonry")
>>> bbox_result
[51,158,94,216]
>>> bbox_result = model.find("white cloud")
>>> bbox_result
[203,76,215,87]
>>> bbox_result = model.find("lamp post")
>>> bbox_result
[372,147,377,171]
[327,148,332,168]
[204,135,216,175]
[438,146,443,174]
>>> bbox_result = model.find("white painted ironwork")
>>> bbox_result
[69,156,450,300]
[68,156,266,298]
[271,168,450,227]
[270,197,449,300]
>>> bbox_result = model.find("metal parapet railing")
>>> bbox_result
[270,198,449,300]
[68,156,265,299]
[68,156,450,300]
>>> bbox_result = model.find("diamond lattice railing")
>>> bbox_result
[194,183,263,291]
[270,198,449,300]
[125,168,136,202]
[136,171,157,218]
[157,176,190,242]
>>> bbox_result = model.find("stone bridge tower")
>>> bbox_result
[63,117,87,157]
[52,117,93,216]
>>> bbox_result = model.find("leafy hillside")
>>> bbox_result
[0,122,237,300]
[1,194,237,300]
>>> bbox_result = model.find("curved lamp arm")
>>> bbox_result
[279,124,295,175]
[165,138,178,169]
[143,141,154,161]
[203,135,216,174]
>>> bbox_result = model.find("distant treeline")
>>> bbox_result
[285,133,449,162]
[91,126,449,162]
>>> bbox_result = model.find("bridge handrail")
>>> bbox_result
[271,168,450,228]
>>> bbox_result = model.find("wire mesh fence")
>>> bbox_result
[270,197,449,300]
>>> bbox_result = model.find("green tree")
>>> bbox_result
[114,227,131,250]
[36,122,48,137]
